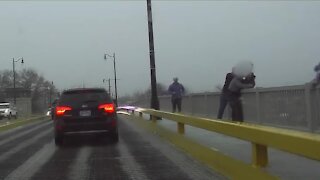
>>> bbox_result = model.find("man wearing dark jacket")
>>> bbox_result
[312,62,320,86]
[168,77,185,113]
[217,70,234,119]
[228,73,255,122]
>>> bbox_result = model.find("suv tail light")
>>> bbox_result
[56,106,72,116]
[98,103,115,113]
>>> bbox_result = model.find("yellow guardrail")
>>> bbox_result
[119,107,320,180]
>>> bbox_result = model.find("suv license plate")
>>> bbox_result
[80,110,91,117]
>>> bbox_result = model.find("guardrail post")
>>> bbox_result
[150,115,157,123]
[251,143,268,167]
[177,122,185,134]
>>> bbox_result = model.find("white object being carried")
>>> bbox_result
[233,61,254,78]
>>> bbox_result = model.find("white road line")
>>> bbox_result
[68,146,92,180]
[4,141,56,180]
[0,121,51,146]
[0,128,51,162]
[117,138,149,180]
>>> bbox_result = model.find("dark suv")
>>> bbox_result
[53,88,118,146]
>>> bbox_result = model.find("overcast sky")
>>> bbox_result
[1,1,320,96]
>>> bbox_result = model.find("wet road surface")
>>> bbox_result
[0,117,224,180]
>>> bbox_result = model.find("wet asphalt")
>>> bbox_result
[0,117,224,180]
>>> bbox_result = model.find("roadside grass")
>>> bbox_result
[0,115,50,132]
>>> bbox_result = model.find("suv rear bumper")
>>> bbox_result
[54,119,117,135]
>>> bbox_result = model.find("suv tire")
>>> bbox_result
[110,131,119,143]
[55,135,64,146]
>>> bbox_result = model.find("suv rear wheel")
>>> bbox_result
[110,131,119,143]
[55,135,64,146]
[8,113,12,120]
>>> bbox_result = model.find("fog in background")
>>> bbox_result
[1,1,320,96]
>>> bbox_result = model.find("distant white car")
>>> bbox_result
[46,108,51,116]
[0,102,18,120]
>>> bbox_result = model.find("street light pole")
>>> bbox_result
[12,58,16,105]
[12,57,24,105]
[146,0,160,110]
[104,53,118,107]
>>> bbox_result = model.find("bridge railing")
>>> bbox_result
[133,84,320,132]
[119,107,320,180]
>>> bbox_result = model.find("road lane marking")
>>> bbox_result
[0,128,51,162]
[68,146,92,180]
[0,121,51,146]
[117,138,149,180]
[4,141,56,180]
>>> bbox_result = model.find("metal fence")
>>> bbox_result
[133,84,320,132]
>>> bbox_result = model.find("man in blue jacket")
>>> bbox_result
[168,77,185,113]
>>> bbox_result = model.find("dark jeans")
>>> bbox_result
[229,95,244,122]
[171,98,182,113]
[217,93,228,119]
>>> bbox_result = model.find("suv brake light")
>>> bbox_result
[98,103,115,113]
[56,106,72,116]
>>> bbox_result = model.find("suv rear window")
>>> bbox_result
[60,89,112,106]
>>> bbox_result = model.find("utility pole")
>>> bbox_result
[104,53,118,107]
[146,0,160,110]
[113,53,118,107]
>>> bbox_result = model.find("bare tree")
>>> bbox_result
[0,68,57,113]
[0,70,13,89]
